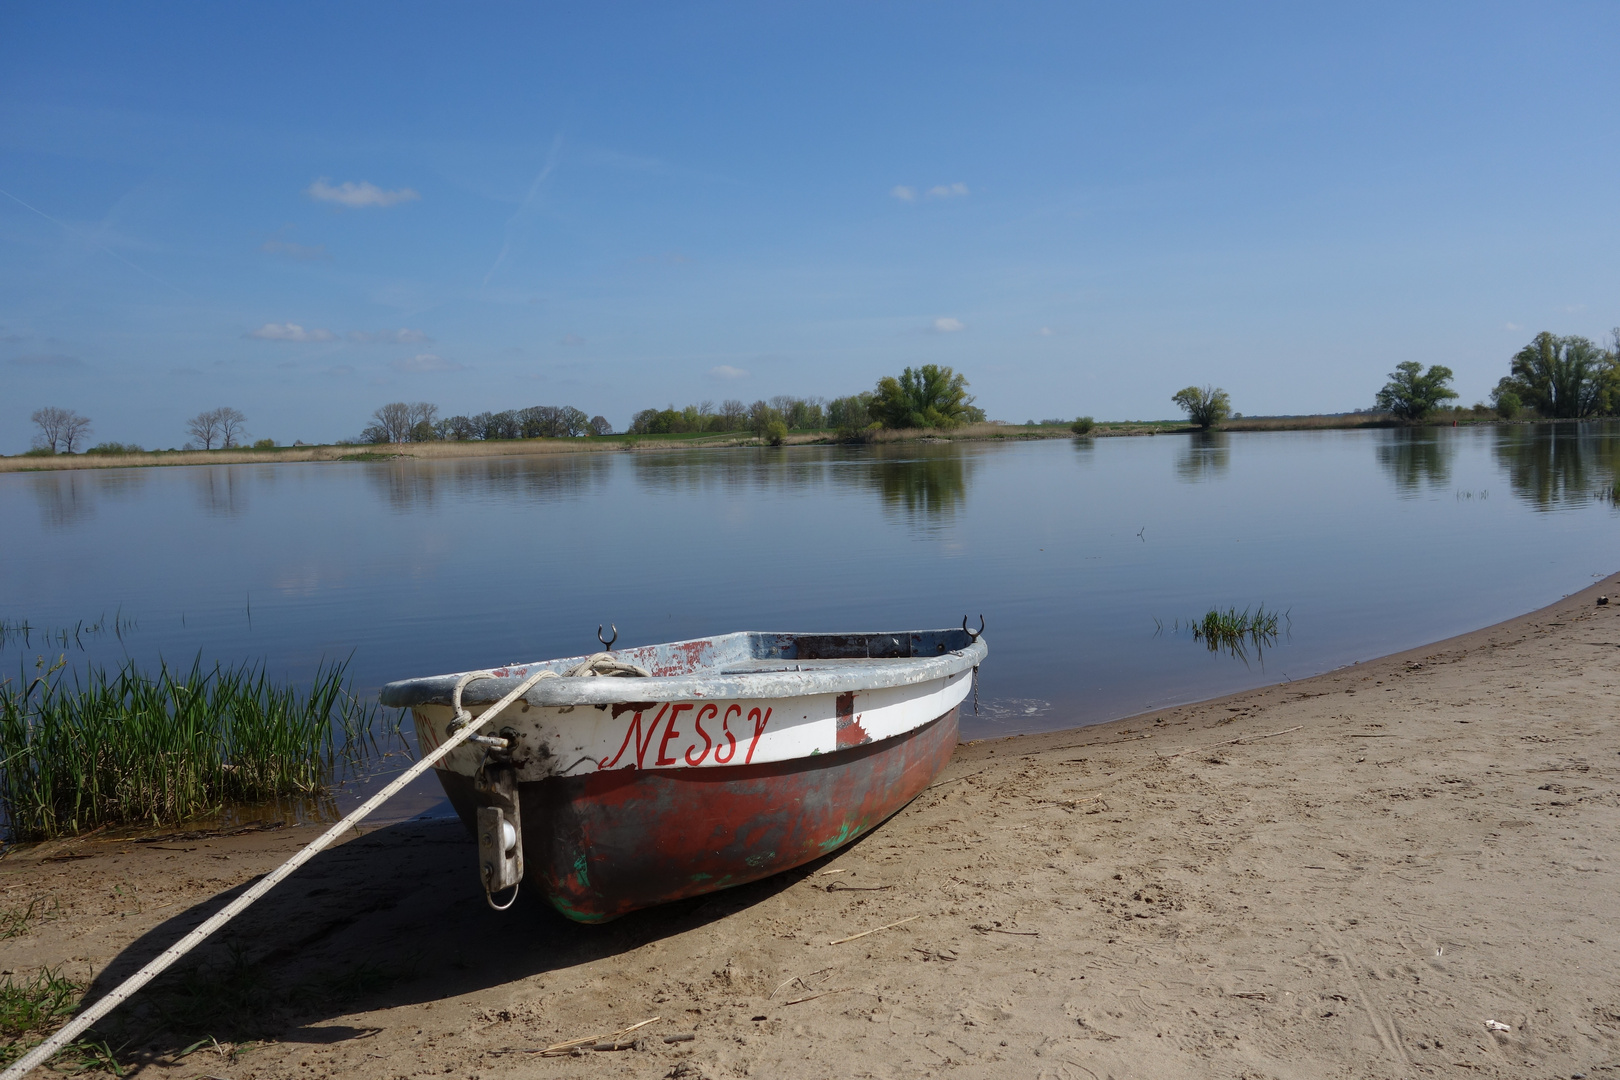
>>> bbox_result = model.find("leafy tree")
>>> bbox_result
[1375,362,1458,421]
[747,400,784,438]
[588,415,614,436]
[1171,386,1231,429]
[1495,332,1609,419]
[30,406,92,453]
[827,392,874,432]
[870,365,976,429]
[436,415,476,441]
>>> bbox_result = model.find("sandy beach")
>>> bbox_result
[3,573,1618,1079]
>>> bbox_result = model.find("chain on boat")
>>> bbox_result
[0,652,647,1080]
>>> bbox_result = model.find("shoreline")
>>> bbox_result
[2,575,1617,1076]
[0,412,1541,475]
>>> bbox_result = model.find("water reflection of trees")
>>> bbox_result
[1175,431,1230,483]
[864,448,971,522]
[28,469,149,528]
[365,453,614,511]
[627,443,973,525]
[192,466,249,516]
[29,473,96,527]
[1376,429,1454,495]
[1493,421,1620,510]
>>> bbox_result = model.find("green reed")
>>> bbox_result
[0,656,379,841]
[1192,605,1281,654]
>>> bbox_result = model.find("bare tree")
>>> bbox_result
[31,406,92,453]
[371,402,414,443]
[186,409,223,450]
[408,402,439,441]
[588,415,613,435]
[217,407,247,448]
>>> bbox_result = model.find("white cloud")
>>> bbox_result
[926,182,969,199]
[560,333,586,346]
[248,322,335,342]
[1504,322,1522,331]
[306,178,420,209]
[1040,326,1054,336]
[393,353,463,373]
[933,317,965,333]
[348,329,431,344]
[707,364,749,380]
[261,239,329,261]
[890,185,916,201]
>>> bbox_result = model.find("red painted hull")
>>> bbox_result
[438,706,958,922]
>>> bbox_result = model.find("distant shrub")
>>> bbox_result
[1070,416,1095,436]
[20,447,56,457]
[85,442,143,455]
[253,438,276,449]
[1494,390,1521,420]
[762,419,788,446]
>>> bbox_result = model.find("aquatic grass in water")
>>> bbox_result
[1193,605,1281,650]
[1156,605,1285,664]
[0,611,137,653]
[0,656,380,841]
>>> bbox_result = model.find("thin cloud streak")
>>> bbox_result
[483,135,565,288]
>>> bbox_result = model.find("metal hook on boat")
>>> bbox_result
[598,623,618,649]
[963,615,984,642]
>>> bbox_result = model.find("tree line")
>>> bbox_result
[1171,327,1620,429]
[628,365,986,444]
[360,402,614,443]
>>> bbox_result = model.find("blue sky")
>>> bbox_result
[3,2,1618,450]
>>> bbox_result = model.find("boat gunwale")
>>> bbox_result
[380,630,987,709]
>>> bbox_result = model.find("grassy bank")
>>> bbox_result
[0,411,1550,474]
[0,657,382,841]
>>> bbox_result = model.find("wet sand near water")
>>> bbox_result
[2,573,1618,1079]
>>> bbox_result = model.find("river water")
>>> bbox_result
[5,422,1619,816]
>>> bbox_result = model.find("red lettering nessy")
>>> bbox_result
[745,707,772,764]
[715,705,741,764]
[601,704,669,770]
[657,704,693,766]
[686,704,717,766]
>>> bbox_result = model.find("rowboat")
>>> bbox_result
[379,625,987,922]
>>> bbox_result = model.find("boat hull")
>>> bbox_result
[437,705,958,922]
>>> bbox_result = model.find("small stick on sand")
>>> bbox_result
[926,770,985,790]
[532,1016,661,1056]
[829,914,922,945]
[1165,725,1304,759]
[770,968,832,999]
[784,988,854,1006]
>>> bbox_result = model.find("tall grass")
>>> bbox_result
[1192,606,1282,658]
[0,657,379,841]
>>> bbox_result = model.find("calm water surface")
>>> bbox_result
[5,422,1619,815]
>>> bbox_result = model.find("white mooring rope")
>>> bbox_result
[0,659,623,1080]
